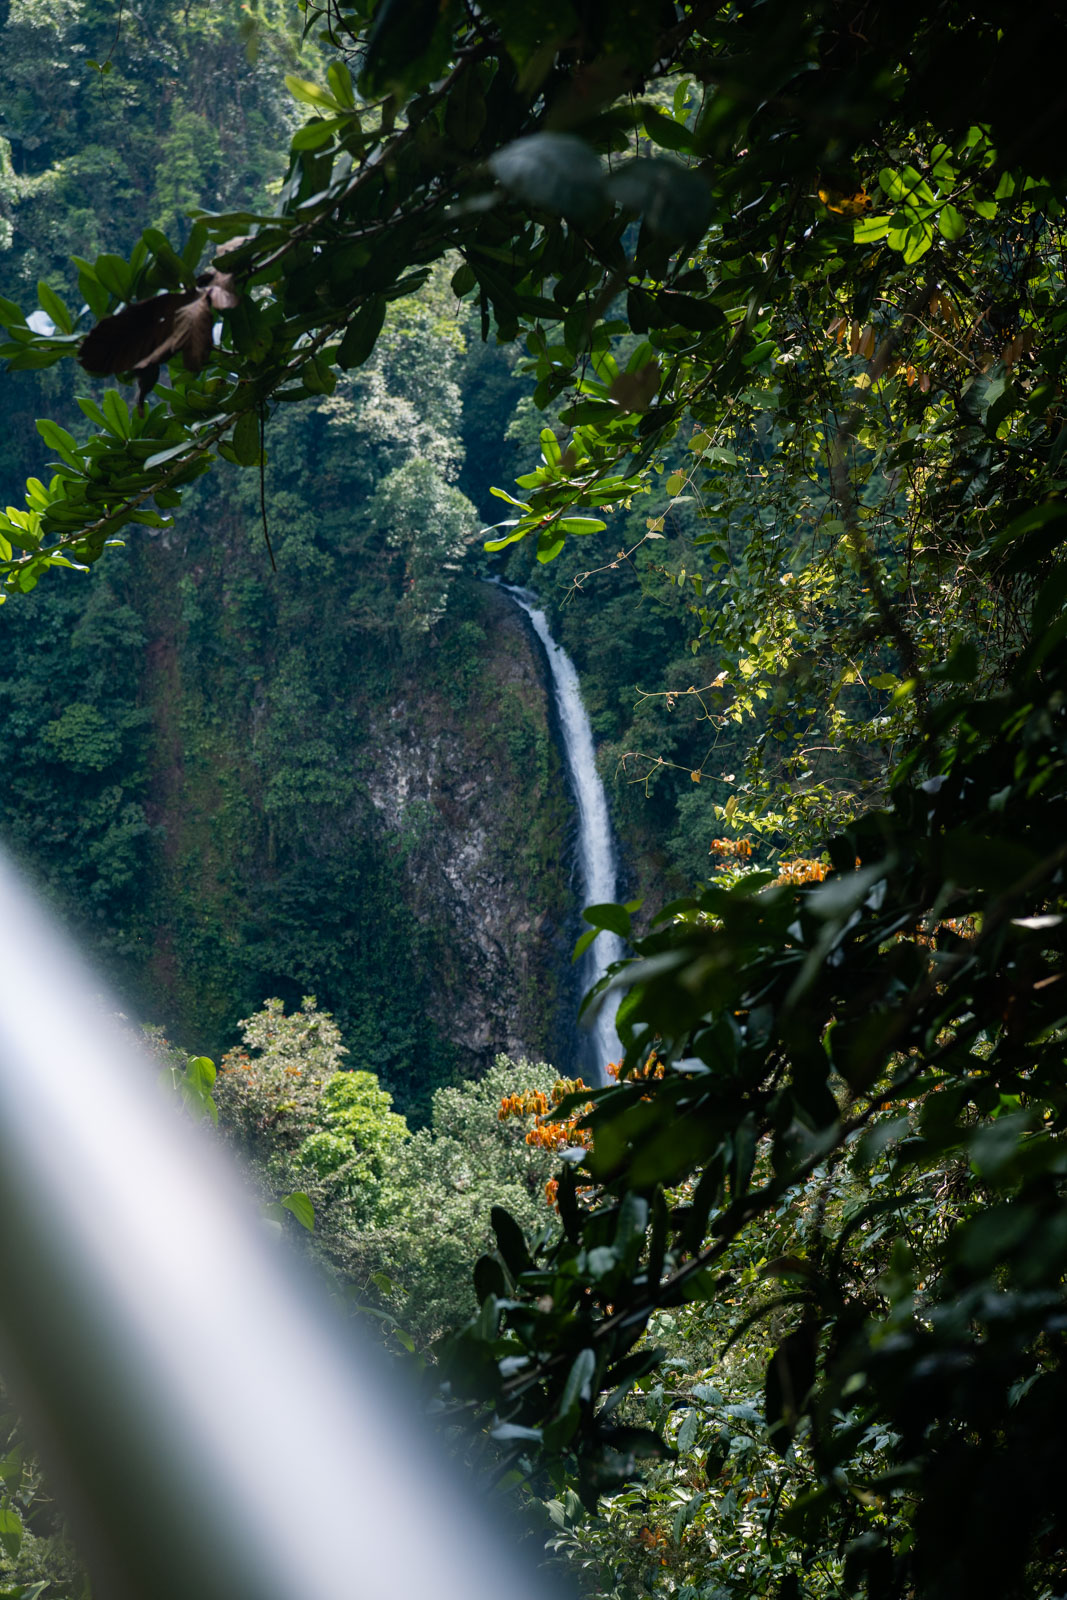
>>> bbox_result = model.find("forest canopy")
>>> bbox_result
[3,2,1067,1598]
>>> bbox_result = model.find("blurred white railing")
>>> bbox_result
[0,847,562,1600]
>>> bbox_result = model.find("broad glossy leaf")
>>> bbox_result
[285,74,343,112]
[490,133,606,221]
[641,105,695,154]
[0,1508,20,1560]
[854,213,892,243]
[607,158,711,238]
[939,202,966,240]
[338,295,387,370]
[764,1326,817,1455]
[231,410,261,466]
[280,1192,315,1231]
[93,253,133,300]
[101,389,131,439]
[559,1347,596,1418]
[581,902,632,937]
[490,1205,533,1278]
[36,419,82,469]
[37,281,73,334]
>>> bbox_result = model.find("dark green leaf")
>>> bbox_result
[37,281,73,334]
[607,159,711,238]
[231,410,262,467]
[338,295,387,370]
[93,253,133,300]
[641,106,695,153]
[765,1326,817,1455]
[559,1347,596,1418]
[490,1205,534,1279]
[0,1508,21,1561]
[474,1253,508,1304]
[489,133,606,221]
[581,902,632,937]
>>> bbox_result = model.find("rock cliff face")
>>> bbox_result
[358,584,572,1069]
[0,483,577,1119]
[129,550,574,1116]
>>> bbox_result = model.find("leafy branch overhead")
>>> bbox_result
[0,0,1058,592]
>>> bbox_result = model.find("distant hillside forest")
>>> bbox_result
[0,0,738,1117]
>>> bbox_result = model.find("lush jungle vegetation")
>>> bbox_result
[0,0,731,1114]
[2,0,1067,1597]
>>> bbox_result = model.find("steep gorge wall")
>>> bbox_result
[131,528,574,1116]
[0,497,575,1122]
[360,589,570,1062]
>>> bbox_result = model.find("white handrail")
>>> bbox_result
[0,847,563,1600]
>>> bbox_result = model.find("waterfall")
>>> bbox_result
[499,585,624,1084]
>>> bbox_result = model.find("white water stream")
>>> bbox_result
[500,585,624,1083]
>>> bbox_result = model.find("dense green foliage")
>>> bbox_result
[0,1,584,1114]
[210,996,562,1350]
[4,2,1067,1599]
[0,0,303,490]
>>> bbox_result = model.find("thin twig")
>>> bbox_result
[259,403,276,573]
[98,0,125,71]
